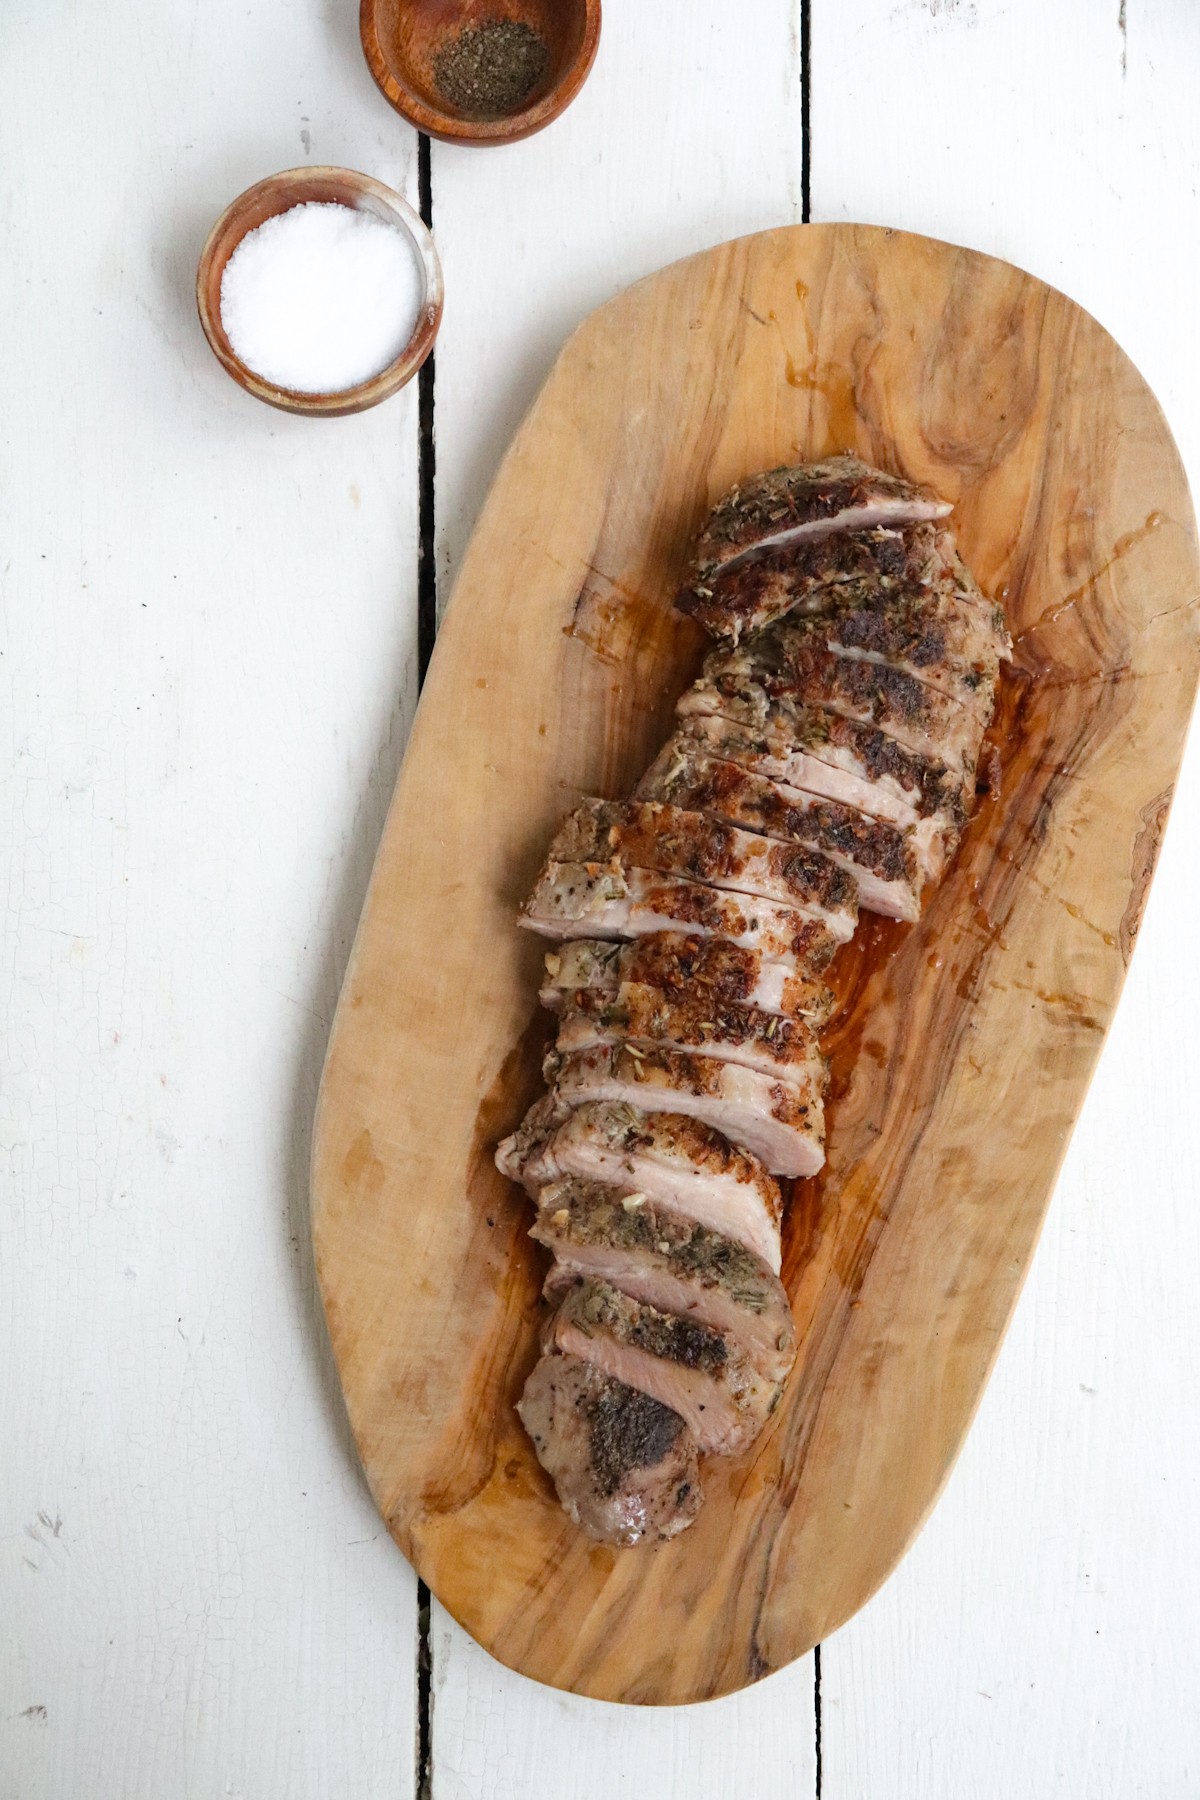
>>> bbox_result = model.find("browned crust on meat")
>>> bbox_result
[580,1102,784,1221]
[812,600,992,683]
[581,1377,690,1496]
[502,1097,785,1227]
[548,798,858,918]
[532,1183,784,1315]
[685,458,948,572]
[707,631,981,765]
[641,741,921,884]
[619,932,837,1015]
[559,981,822,1070]
[519,1353,698,1524]
[541,936,835,1023]
[623,875,836,962]
[554,1281,730,1375]
[522,859,843,963]
[678,677,970,821]
[679,519,944,636]
[677,505,1013,655]
[549,1045,826,1128]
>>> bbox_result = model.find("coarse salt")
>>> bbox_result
[220,201,423,394]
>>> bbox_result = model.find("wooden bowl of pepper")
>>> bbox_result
[361,0,601,146]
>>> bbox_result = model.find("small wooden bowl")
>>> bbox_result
[361,0,601,146]
[196,167,444,417]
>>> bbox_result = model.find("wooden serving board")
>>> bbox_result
[311,224,1200,1704]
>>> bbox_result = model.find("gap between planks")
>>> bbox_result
[417,132,437,689]
[416,135,435,1800]
[801,0,812,224]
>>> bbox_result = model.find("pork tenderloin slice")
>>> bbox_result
[520,860,841,965]
[773,590,1003,718]
[518,1351,702,1546]
[533,1179,796,1385]
[547,1280,780,1456]
[639,733,954,920]
[539,935,836,1026]
[495,1096,783,1271]
[704,628,985,775]
[677,519,944,641]
[673,680,968,827]
[686,724,956,881]
[546,798,858,939]
[555,979,826,1086]
[678,512,1012,653]
[678,458,951,607]
[547,1043,825,1180]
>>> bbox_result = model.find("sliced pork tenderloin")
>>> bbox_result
[767,590,1004,718]
[546,798,858,939]
[639,732,953,920]
[520,860,842,965]
[539,935,836,1026]
[547,1279,781,1456]
[674,712,966,868]
[678,508,1012,655]
[672,681,968,829]
[678,518,945,641]
[518,1351,702,1546]
[555,978,825,1086]
[546,1043,825,1180]
[702,627,985,777]
[533,1180,796,1385]
[676,458,952,641]
[496,1096,784,1272]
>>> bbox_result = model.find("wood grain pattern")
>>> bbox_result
[311,223,1200,1705]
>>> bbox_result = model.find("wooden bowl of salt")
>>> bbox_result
[196,167,444,417]
[361,0,601,146]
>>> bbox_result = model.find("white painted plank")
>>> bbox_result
[430,0,805,608]
[431,1599,817,1800]
[428,2,811,1787]
[814,2,1200,1791]
[0,3,423,1794]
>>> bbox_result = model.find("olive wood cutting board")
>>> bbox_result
[311,224,1200,1704]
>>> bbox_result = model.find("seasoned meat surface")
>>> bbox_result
[497,458,1004,1543]
[773,582,1006,711]
[547,1042,825,1179]
[668,686,968,828]
[547,1280,781,1456]
[638,731,954,920]
[677,458,952,641]
[539,936,837,1025]
[700,628,984,775]
[678,520,946,641]
[547,798,858,937]
[496,1096,784,1271]
[555,977,826,1084]
[520,860,842,964]
[678,510,1011,651]
[533,1179,796,1384]
[518,1352,702,1546]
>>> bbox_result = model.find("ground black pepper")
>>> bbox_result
[433,20,551,118]
[586,1386,683,1497]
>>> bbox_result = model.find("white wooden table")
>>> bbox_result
[4,3,1199,1794]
